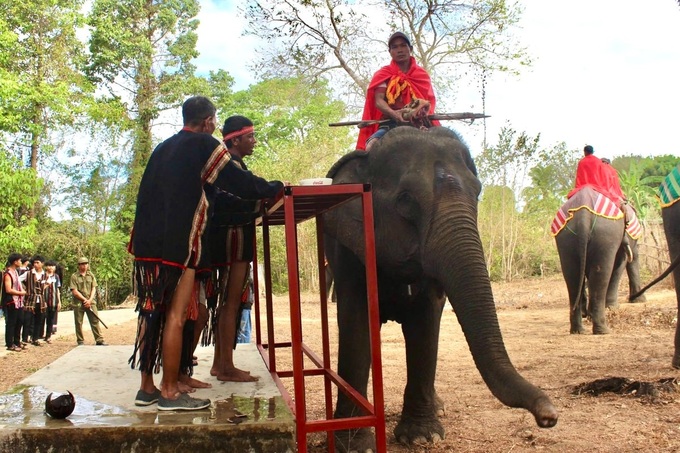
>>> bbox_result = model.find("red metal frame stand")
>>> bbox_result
[253,184,386,453]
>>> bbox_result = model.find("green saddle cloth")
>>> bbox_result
[658,164,680,207]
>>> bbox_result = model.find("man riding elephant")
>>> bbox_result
[568,145,636,260]
[357,31,440,151]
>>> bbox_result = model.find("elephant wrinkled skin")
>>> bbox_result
[323,126,557,452]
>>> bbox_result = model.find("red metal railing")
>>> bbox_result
[253,184,386,453]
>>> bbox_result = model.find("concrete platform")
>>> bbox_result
[0,340,296,452]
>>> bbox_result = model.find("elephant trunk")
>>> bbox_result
[424,202,558,428]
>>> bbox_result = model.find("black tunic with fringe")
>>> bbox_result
[128,130,282,374]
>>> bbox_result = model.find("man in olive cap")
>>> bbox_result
[69,257,106,346]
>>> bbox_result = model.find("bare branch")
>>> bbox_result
[243,0,529,111]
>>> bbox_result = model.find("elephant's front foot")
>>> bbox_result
[592,324,610,335]
[672,352,680,370]
[629,294,647,303]
[394,413,445,446]
[334,428,375,453]
[570,320,587,334]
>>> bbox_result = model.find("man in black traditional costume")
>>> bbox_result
[209,115,263,382]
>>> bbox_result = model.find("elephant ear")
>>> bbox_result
[327,150,369,180]
[429,127,478,177]
[323,151,370,255]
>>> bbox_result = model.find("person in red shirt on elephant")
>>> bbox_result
[356,32,439,151]
[567,145,617,201]
[600,157,626,204]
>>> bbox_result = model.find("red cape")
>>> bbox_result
[356,57,439,150]
[567,154,622,202]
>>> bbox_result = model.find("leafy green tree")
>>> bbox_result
[478,185,515,280]
[244,0,530,109]
[60,144,127,234]
[476,126,540,281]
[610,154,677,221]
[35,220,132,307]
[87,0,206,232]
[214,76,353,181]
[0,0,89,171]
[617,165,663,221]
[523,142,580,217]
[0,149,42,258]
[613,154,677,190]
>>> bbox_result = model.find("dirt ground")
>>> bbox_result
[2,275,680,452]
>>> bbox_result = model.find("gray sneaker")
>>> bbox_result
[134,388,161,406]
[157,393,211,411]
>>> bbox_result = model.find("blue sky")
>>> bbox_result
[194,0,680,159]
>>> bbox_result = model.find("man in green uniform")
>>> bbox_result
[69,257,106,346]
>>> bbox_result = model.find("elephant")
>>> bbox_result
[662,201,680,368]
[322,126,558,452]
[324,259,337,303]
[553,189,645,334]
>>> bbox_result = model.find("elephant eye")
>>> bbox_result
[396,191,420,222]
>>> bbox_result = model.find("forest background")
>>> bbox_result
[0,0,677,309]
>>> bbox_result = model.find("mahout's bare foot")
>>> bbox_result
[211,365,250,377]
[177,381,197,393]
[179,374,212,389]
[216,368,259,382]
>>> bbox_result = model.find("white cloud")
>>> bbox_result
[195,1,259,90]
[476,0,680,158]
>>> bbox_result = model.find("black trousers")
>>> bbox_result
[21,308,32,342]
[44,307,57,339]
[31,306,44,343]
[4,304,21,348]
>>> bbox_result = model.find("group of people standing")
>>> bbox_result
[3,254,62,351]
[3,254,106,351]
[128,97,283,411]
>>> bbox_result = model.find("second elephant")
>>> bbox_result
[554,187,642,334]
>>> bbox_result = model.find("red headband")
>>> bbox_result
[223,126,254,142]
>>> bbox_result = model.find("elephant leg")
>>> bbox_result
[579,286,588,319]
[626,241,646,303]
[324,264,336,303]
[606,248,627,309]
[587,267,613,335]
[558,244,587,334]
[395,284,446,445]
[569,285,587,333]
[330,242,375,452]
